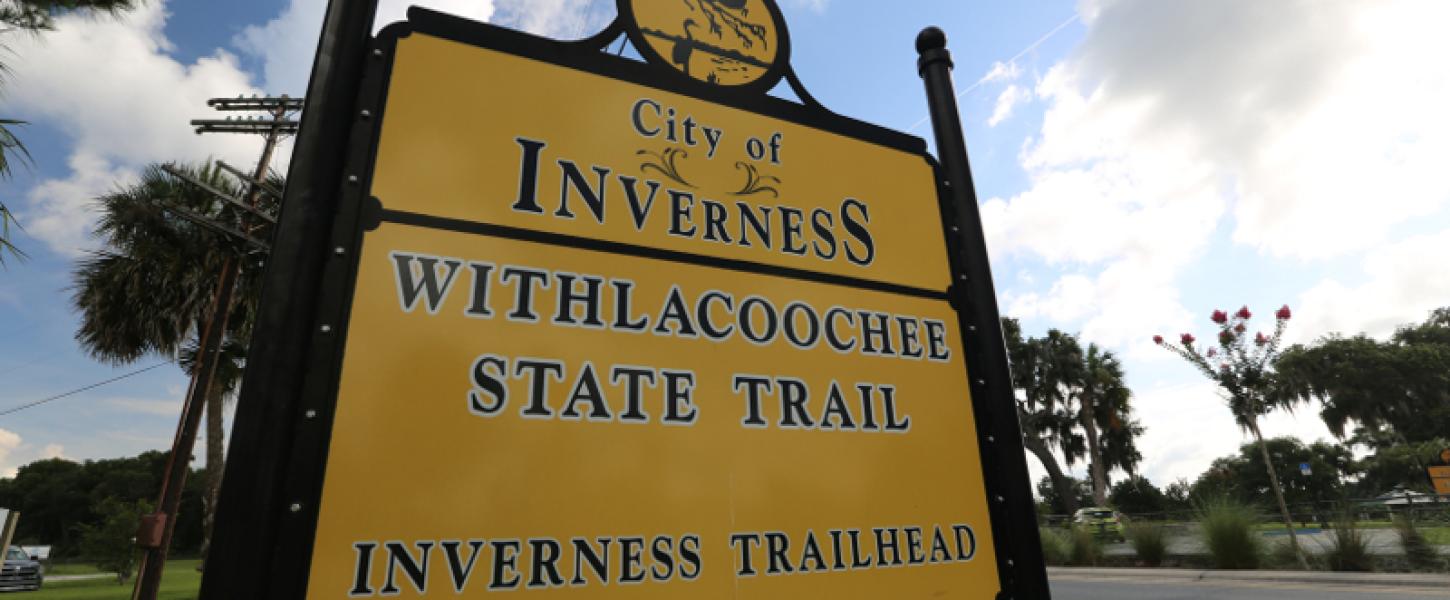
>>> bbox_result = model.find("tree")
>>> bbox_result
[0,0,139,262]
[1005,319,1142,509]
[1163,478,1193,513]
[70,162,273,562]
[1110,476,1167,515]
[1276,307,1450,446]
[1353,440,1449,496]
[1036,476,1092,516]
[1077,344,1140,506]
[77,498,152,583]
[1005,319,1083,514]
[0,452,203,557]
[1188,437,1353,524]
[1155,304,1310,568]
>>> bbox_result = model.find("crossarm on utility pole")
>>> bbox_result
[160,164,277,225]
[215,161,284,201]
[156,202,270,251]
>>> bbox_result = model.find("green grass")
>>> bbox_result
[1039,527,1070,566]
[1423,527,1450,544]
[33,560,200,600]
[41,563,105,576]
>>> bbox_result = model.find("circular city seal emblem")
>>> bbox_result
[620,0,790,89]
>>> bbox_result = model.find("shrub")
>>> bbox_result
[1394,515,1443,571]
[1127,522,1168,567]
[1320,515,1373,572]
[1199,498,1261,569]
[1039,527,1069,566]
[1068,526,1104,566]
[76,498,152,584]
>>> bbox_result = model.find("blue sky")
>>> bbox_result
[1,0,1448,494]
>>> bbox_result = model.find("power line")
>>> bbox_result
[0,362,170,418]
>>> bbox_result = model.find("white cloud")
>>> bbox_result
[987,84,1029,127]
[21,154,133,257]
[236,0,500,97]
[40,444,65,460]
[979,61,1021,85]
[1061,0,1450,260]
[7,2,265,256]
[988,0,1450,351]
[1127,380,1336,486]
[0,429,21,476]
[784,0,830,13]
[11,0,602,258]
[1290,228,1450,344]
[491,0,613,39]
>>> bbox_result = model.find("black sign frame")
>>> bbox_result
[203,5,1048,599]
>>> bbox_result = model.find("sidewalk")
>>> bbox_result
[1050,566,1450,589]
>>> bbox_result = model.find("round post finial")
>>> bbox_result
[916,27,947,54]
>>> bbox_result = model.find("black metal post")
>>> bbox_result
[916,26,1050,599]
[199,1,379,597]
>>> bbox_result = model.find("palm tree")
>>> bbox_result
[1005,319,1144,512]
[71,161,275,561]
[1076,344,1139,506]
[0,1,140,262]
[1004,318,1084,514]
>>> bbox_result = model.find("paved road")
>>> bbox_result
[1050,572,1446,599]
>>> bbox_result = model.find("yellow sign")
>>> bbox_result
[1434,477,1450,496]
[303,26,998,599]
[627,0,783,86]
[306,223,998,597]
[370,32,950,292]
[1430,465,1450,495]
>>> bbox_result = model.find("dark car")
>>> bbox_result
[0,547,42,592]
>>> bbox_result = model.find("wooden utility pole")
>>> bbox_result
[131,96,299,600]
